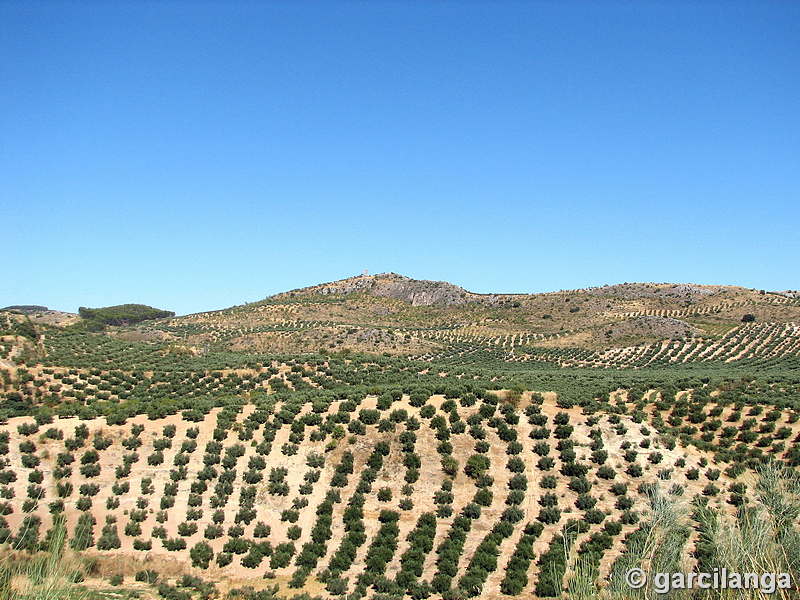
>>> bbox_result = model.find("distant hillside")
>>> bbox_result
[4,274,799,368]
[584,282,728,300]
[137,273,800,366]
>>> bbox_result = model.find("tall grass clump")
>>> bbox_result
[604,486,691,600]
[707,464,800,600]
[0,516,88,600]
[600,465,800,600]
[566,555,601,600]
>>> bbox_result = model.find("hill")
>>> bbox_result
[275,273,486,307]
[1,374,799,600]
[140,273,800,367]
[1,274,800,600]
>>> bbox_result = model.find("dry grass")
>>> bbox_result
[583,466,800,600]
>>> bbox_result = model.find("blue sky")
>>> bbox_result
[2,1,798,315]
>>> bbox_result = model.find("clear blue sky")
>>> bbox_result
[2,1,798,315]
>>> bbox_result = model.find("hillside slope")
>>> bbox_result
[138,274,800,366]
[1,381,792,599]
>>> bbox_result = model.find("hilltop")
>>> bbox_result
[272,273,487,307]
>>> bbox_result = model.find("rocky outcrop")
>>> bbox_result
[282,273,492,307]
[586,283,726,302]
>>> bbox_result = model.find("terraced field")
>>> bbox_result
[537,322,800,369]
[1,378,800,599]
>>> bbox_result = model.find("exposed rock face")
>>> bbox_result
[286,273,486,306]
[586,283,726,302]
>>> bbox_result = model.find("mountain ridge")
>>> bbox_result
[4,273,800,367]
[269,273,761,307]
[136,273,800,365]
[4,273,796,317]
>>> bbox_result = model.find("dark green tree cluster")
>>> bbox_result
[357,510,400,588]
[500,522,544,595]
[432,515,472,593]
[327,493,366,575]
[458,520,515,596]
[395,512,437,591]
[78,304,175,329]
